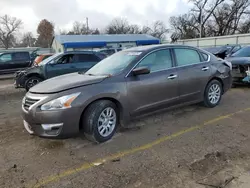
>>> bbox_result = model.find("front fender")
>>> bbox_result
[72,83,130,129]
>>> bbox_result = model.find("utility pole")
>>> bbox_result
[86,17,89,34]
[199,9,202,38]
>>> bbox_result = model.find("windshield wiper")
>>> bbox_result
[78,72,95,76]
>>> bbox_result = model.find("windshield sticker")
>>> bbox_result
[127,52,142,56]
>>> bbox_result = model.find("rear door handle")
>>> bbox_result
[202,67,209,71]
[168,74,178,79]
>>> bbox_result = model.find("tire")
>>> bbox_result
[25,76,43,91]
[203,80,222,108]
[81,100,118,143]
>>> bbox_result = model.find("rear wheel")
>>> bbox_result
[81,100,118,143]
[203,80,222,108]
[25,76,43,91]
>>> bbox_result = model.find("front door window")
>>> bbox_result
[136,49,173,72]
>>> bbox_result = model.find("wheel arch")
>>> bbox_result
[206,77,224,94]
[26,73,44,80]
[79,97,125,131]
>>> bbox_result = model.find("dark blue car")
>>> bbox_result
[14,51,107,91]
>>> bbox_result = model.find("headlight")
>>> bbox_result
[41,92,81,111]
[22,97,26,104]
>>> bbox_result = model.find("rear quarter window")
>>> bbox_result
[201,52,209,61]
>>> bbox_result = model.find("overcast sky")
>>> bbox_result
[0,0,191,35]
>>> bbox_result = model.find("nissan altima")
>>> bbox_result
[22,44,232,143]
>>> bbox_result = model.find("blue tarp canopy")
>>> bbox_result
[54,34,160,49]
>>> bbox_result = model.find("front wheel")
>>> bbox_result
[25,76,43,91]
[203,80,222,108]
[82,100,118,143]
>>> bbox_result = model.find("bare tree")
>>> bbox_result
[190,0,225,37]
[106,18,132,34]
[238,15,250,33]
[72,21,88,35]
[36,19,54,48]
[18,32,36,47]
[106,18,168,40]
[211,0,250,35]
[59,29,69,35]
[62,21,100,35]
[169,0,250,39]
[0,14,22,49]
[92,28,100,34]
[169,14,199,40]
[149,21,169,40]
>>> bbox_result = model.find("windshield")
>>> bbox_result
[85,51,141,76]
[231,46,250,57]
[39,53,63,66]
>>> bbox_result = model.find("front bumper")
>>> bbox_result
[232,64,250,83]
[14,71,27,88]
[223,75,233,93]
[22,95,81,138]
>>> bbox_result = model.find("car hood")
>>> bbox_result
[226,57,250,65]
[29,73,108,94]
[16,66,39,74]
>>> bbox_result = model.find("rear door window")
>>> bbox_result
[174,48,201,66]
[74,54,100,63]
[13,52,30,61]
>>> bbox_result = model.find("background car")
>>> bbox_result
[203,44,241,59]
[14,51,106,91]
[226,46,250,85]
[0,51,32,74]
[22,44,232,143]
[96,48,123,56]
[33,53,54,66]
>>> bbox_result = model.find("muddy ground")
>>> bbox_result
[1,82,250,188]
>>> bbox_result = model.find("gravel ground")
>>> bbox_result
[1,81,250,188]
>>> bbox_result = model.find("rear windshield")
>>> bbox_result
[231,46,250,57]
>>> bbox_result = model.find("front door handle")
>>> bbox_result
[168,74,178,79]
[202,67,209,71]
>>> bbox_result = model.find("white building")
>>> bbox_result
[164,33,250,48]
[51,34,160,53]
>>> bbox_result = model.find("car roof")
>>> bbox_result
[0,51,30,54]
[38,53,54,56]
[124,44,200,53]
[63,51,102,55]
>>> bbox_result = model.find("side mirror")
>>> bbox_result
[132,67,150,76]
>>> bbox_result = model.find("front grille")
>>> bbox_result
[23,97,40,111]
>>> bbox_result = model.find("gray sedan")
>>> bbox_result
[22,44,232,143]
